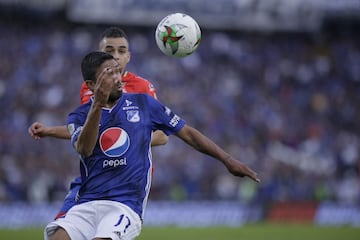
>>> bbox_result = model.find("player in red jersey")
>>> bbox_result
[28,27,167,219]
[80,71,157,104]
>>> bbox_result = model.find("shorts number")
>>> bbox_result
[114,214,131,234]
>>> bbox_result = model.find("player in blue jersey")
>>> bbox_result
[45,51,260,240]
[28,27,168,220]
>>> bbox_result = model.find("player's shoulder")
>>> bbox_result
[123,92,150,99]
[124,71,152,83]
[72,100,92,114]
[123,92,155,104]
[67,101,91,124]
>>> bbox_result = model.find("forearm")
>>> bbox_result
[176,125,260,182]
[75,103,102,157]
[176,125,231,164]
[46,125,71,139]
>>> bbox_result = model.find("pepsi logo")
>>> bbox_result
[99,127,130,157]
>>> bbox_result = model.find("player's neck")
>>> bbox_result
[105,91,123,108]
[105,100,119,108]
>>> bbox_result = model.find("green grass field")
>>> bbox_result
[1,223,359,240]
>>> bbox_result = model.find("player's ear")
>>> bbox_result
[127,50,131,64]
[85,80,95,91]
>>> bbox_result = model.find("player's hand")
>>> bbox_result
[28,122,48,140]
[93,67,114,107]
[225,157,260,183]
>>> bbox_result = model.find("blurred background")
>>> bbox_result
[0,0,360,228]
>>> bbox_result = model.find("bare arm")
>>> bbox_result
[28,121,167,147]
[176,125,260,183]
[28,122,71,140]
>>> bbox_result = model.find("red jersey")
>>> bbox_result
[80,71,157,104]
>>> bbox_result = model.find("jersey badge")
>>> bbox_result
[126,110,140,122]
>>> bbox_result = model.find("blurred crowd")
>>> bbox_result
[0,17,359,206]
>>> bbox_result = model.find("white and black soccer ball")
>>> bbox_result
[155,13,201,58]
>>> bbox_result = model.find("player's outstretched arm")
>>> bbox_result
[175,125,260,183]
[151,130,168,146]
[28,122,71,140]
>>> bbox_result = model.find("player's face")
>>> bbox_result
[99,37,130,74]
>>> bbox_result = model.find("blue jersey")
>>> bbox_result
[67,93,185,219]
[55,176,82,219]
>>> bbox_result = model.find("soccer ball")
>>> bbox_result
[155,13,201,58]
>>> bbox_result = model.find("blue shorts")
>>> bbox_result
[54,177,81,219]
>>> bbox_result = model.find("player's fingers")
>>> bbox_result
[32,127,40,134]
[96,67,111,86]
[28,123,43,139]
[29,132,40,140]
[245,168,260,183]
[234,164,260,183]
[33,135,40,140]
[249,173,260,183]
[29,122,40,131]
[28,127,33,136]
[94,69,106,88]
[28,127,38,136]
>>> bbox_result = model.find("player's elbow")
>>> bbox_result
[157,134,169,145]
[151,131,169,146]
[75,141,93,157]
